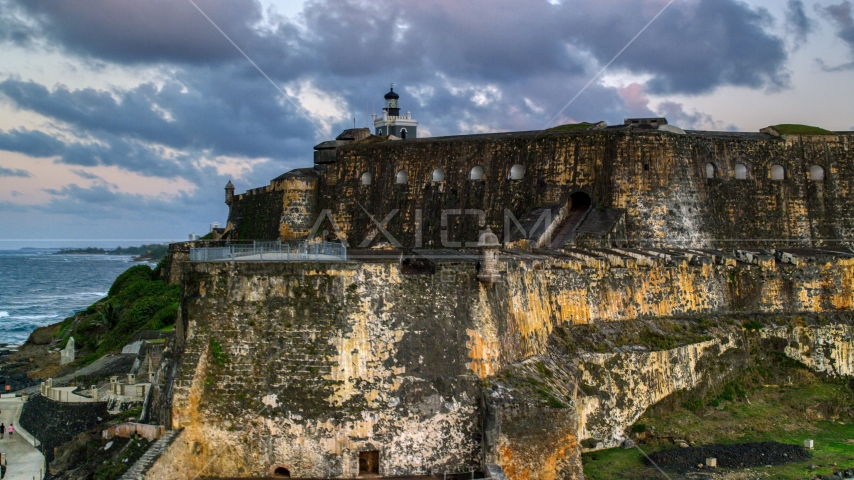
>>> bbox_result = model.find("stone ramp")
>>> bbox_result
[17,353,136,394]
[571,207,624,244]
[118,429,181,480]
[549,206,592,248]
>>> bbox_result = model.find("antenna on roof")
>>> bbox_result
[390,82,394,90]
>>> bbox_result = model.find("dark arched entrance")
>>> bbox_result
[273,467,291,477]
[359,450,380,476]
[569,191,592,210]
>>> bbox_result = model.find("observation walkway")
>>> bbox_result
[190,241,347,263]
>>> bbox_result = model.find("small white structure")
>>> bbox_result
[60,337,76,365]
[706,457,717,468]
[396,170,408,184]
[805,439,814,449]
[477,228,502,286]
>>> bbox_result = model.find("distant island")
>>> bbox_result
[55,243,168,261]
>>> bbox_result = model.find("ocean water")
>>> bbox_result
[0,250,148,346]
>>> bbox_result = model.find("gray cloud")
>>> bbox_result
[0,0,36,47]
[10,0,270,65]
[817,1,854,70]
[40,182,215,219]
[0,128,67,157]
[787,0,816,48]
[70,169,101,180]
[0,0,794,238]
[0,165,31,177]
[7,0,789,96]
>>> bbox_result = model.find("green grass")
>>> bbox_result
[158,324,174,333]
[773,124,835,135]
[583,380,854,479]
[547,122,596,133]
[53,264,180,365]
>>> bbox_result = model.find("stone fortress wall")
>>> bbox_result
[148,243,854,480]
[227,129,854,250]
[144,125,854,480]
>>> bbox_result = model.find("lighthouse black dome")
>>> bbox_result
[384,88,399,100]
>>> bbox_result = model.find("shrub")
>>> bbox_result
[210,338,229,366]
[743,320,764,332]
[631,423,647,434]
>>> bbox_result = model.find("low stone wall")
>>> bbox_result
[19,394,108,463]
[103,423,165,441]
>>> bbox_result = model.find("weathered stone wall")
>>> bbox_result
[760,323,854,376]
[275,170,318,240]
[488,402,581,480]
[306,131,854,248]
[155,248,854,479]
[568,317,854,452]
[20,394,109,463]
[574,335,740,449]
[164,261,484,479]
[230,187,286,240]
[466,255,854,377]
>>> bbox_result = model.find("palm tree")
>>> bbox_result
[95,303,122,330]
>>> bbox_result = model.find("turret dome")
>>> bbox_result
[477,228,501,248]
[384,88,399,100]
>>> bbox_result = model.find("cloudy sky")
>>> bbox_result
[0,0,853,248]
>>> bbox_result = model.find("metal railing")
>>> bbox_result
[190,241,347,263]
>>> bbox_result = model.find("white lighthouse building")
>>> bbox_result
[373,85,418,139]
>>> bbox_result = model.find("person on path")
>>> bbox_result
[7,423,13,437]
[0,422,4,439]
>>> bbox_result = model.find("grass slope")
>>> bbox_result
[55,263,180,364]
[547,122,596,133]
[773,124,835,135]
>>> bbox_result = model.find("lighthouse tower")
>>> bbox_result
[373,84,418,139]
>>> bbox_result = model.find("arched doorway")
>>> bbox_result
[273,467,291,478]
[569,191,592,211]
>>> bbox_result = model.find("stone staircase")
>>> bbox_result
[119,429,182,480]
